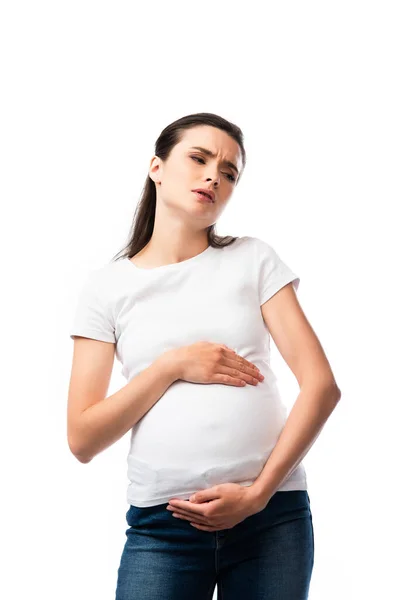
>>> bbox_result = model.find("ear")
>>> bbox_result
[148,155,162,184]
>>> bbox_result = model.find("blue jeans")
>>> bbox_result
[115,490,314,599]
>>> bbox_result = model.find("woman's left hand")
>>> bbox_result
[166,483,266,531]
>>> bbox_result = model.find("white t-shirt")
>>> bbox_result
[70,236,307,507]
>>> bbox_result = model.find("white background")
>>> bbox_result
[1,1,399,598]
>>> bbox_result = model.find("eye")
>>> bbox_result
[190,156,236,182]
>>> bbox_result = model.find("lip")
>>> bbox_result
[192,188,215,202]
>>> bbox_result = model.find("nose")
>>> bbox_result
[206,175,219,188]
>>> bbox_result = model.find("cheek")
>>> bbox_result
[175,163,194,185]
[163,167,186,192]
[162,171,192,202]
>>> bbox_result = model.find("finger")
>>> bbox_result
[170,508,210,525]
[232,351,260,371]
[223,357,262,378]
[216,363,260,385]
[222,348,259,371]
[190,522,218,531]
[235,359,262,376]
[167,503,209,521]
[168,500,210,515]
[171,509,224,531]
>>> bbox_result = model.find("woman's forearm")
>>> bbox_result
[249,381,341,510]
[72,354,179,463]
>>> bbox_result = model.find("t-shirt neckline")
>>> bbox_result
[123,243,215,273]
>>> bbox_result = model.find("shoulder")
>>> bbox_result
[91,258,126,281]
[77,258,126,300]
[220,235,279,260]
[246,236,275,253]
[223,235,256,252]
[228,236,279,261]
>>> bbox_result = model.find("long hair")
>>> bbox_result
[111,112,247,262]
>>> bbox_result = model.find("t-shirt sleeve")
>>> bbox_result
[69,269,116,343]
[252,237,300,305]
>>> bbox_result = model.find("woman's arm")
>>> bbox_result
[249,282,341,508]
[68,340,178,463]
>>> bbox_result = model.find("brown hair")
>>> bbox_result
[111,112,246,262]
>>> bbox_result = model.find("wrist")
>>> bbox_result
[246,483,270,513]
[155,349,182,383]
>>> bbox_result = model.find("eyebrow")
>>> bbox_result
[188,146,239,176]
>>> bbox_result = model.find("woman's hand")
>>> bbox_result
[161,342,264,387]
[166,483,267,531]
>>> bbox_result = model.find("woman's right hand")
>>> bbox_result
[161,342,264,387]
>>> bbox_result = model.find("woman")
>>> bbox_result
[68,112,341,599]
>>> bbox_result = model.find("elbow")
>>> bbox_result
[74,449,92,464]
[323,380,341,402]
[75,454,92,464]
[68,436,92,464]
[330,380,342,401]
[328,382,342,404]
[301,378,342,403]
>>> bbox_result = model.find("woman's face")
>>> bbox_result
[148,125,243,225]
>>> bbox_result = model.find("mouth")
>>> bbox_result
[192,189,215,203]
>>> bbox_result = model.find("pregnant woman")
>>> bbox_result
[68,112,341,599]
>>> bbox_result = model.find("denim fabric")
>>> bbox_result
[115,490,314,599]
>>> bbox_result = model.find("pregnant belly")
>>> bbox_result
[129,377,288,467]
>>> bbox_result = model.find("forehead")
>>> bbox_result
[178,126,242,168]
